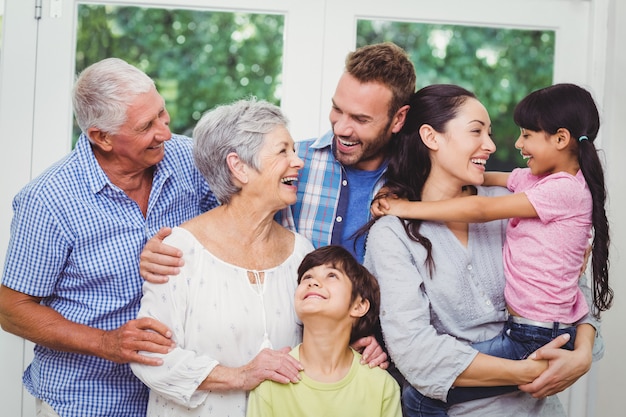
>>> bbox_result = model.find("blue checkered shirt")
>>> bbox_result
[278,130,387,259]
[1,134,218,417]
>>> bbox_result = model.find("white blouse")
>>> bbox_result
[131,226,314,417]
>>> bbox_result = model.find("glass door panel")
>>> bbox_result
[357,20,556,170]
[74,4,285,145]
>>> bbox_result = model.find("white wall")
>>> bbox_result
[594,1,626,416]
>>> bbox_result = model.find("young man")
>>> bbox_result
[139,42,417,273]
[0,58,218,417]
[246,245,401,417]
[279,42,416,262]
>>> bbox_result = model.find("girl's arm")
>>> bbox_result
[483,171,511,187]
[382,192,537,223]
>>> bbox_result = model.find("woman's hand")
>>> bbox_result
[351,335,389,369]
[239,347,303,390]
[198,347,303,392]
[139,227,183,283]
[519,332,592,397]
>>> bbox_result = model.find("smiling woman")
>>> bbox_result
[130,98,314,417]
[364,84,602,417]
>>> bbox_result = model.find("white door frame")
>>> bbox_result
[1,1,618,416]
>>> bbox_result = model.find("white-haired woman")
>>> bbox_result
[131,98,314,416]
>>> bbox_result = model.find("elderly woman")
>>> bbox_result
[130,99,314,416]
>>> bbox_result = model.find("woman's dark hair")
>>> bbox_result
[514,83,613,316]
[297,245,380,344]
[366,84,477,275]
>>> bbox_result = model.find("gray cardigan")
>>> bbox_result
[364,185,602,417]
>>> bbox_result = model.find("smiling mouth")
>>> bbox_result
[281,176,297,186]
[338,138,359,147]
[148,143,164,150]
[304,293,325,300]
[471,158,487,166]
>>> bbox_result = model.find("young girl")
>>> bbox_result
[371,83,613,416]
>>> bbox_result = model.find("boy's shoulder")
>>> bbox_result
[349,349,399,383]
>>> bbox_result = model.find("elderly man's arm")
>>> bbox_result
[0,285,174,365]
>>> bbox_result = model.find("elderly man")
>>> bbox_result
[0,58,218,417]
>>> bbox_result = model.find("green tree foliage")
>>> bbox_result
[75,6,554,170]
[75,5,284,139]
[357,20,555,170]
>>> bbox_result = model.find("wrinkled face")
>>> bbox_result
[295,263,354,320]
[106,88,172,173]
[248,125,303,211]
[430,98,495,188]
[329,73,401,171]
[514,128,558,176]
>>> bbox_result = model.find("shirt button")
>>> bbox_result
[342,180,348,186]
[467,264,473,271]
[336,216,343,223]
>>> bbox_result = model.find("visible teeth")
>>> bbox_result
[281,177,297,185]
[471,158,487,165]
[339,138,358,147]
[521,154,530,160]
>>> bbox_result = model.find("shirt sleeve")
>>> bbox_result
[524,176,586,223]
[2,188,69,296]
[381,373,403,417]
[364,217,478,401]
[574,272,605,361]
[130,229,218,408]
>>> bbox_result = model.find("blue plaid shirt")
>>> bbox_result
[1,134,218,417]
[278,130,387,261]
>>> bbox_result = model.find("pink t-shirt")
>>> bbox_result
[503,168,591,323]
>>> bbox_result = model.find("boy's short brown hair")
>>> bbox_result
[297,245,380,343]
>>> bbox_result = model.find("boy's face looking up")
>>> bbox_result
[295,263,369,323]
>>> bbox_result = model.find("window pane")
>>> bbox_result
[357,20,555,170]
[75,4,284,143]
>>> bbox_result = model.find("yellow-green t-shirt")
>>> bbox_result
[247,345,401,417]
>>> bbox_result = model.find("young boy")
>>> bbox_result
[246,245,401,417]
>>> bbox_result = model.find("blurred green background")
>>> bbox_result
[75,4,555,171]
